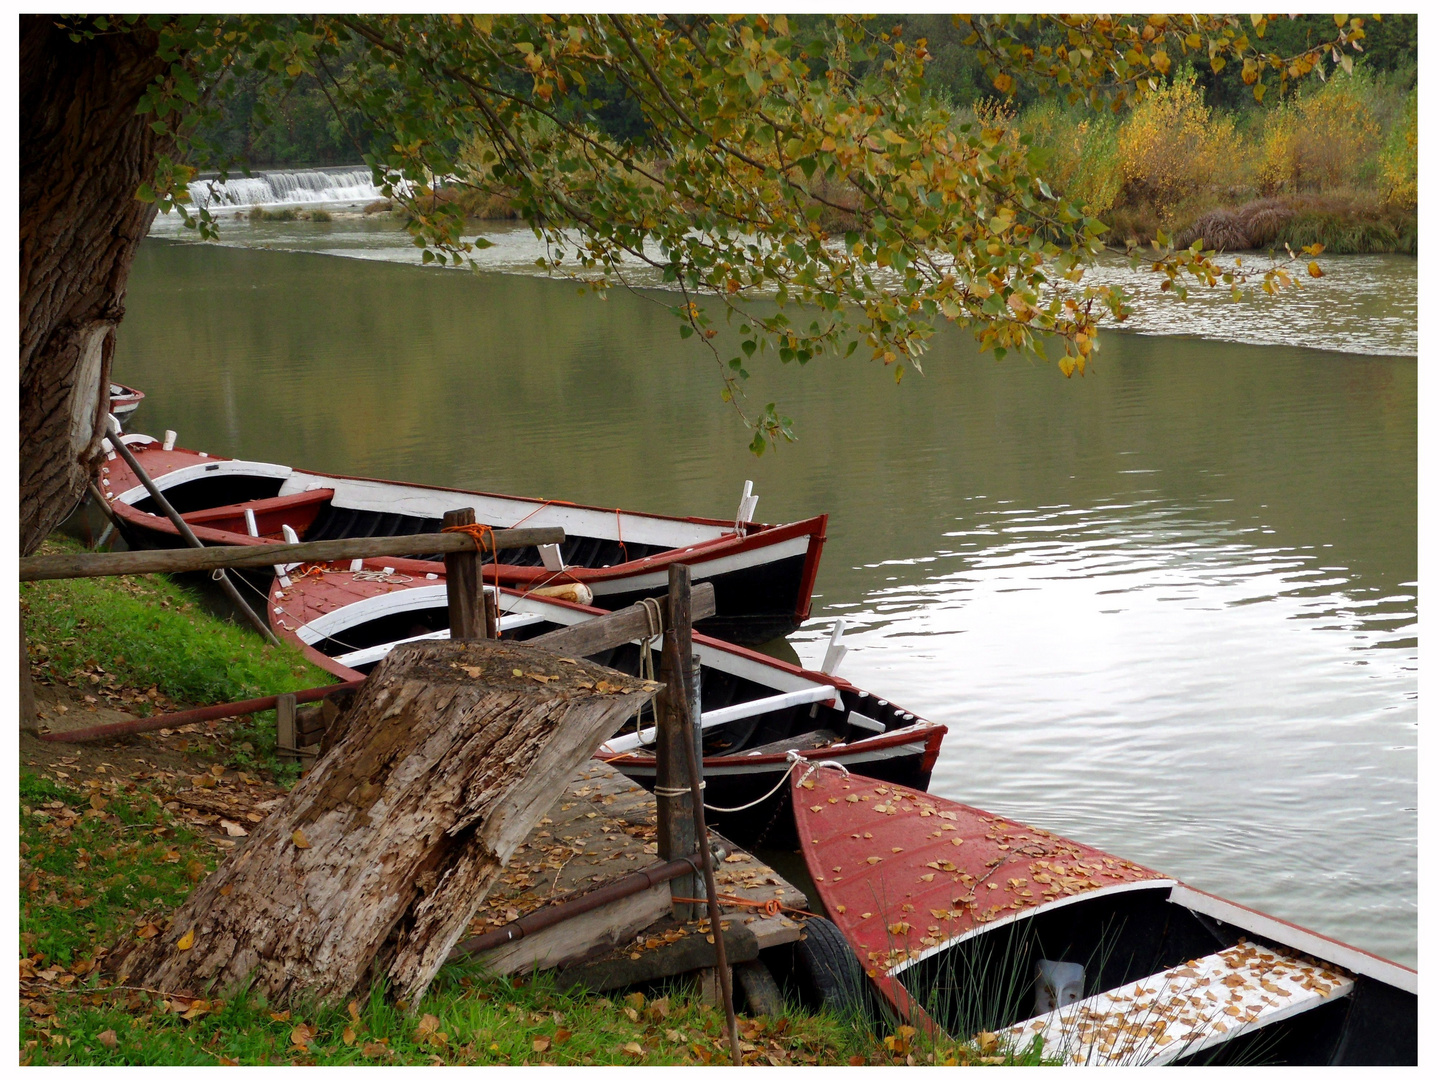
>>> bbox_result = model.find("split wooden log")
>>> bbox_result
[116,639,657,1007]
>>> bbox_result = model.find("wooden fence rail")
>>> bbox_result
[19,526,566,582]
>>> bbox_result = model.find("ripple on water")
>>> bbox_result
[791,496,1416,965]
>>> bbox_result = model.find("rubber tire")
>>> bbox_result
[794,917,866,1017]
[734,959,785,1017]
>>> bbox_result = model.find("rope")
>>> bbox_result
[701,750,850,816]
[623,596,665,746]
[442,521,503,635]
[653,781,703,798]
[672,894,818,920]
[615,508,629,564]
[352,569,414,584]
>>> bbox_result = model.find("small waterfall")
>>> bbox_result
[188,166,391,210]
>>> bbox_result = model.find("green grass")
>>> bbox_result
[19,768,876,1066]
[19,538,1038,1065]
[23,539,331,710]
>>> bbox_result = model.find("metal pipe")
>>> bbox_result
[102,417,279,646]
[37,680,362,743]
[449,848,726,960]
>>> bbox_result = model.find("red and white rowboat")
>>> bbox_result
[261,557,945,847]
[96,432,826,644]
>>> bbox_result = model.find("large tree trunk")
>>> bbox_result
[117,639,657,1007]
[19,16,173,554]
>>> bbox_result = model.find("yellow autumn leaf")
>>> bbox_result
[176,929,195,951]
[292,829,311,849]
[1308,261,1324,278]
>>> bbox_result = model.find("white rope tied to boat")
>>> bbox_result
[353,569,414,584]
[700,750,849,815]
[629,596,665,748]
[653,781,705,799]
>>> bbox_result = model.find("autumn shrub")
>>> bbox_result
[1015,100,1122,217]
[1257,72,1382,195]
[1378,89,1418,208]
[1114,71,1244,215]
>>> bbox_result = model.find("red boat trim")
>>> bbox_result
[793,515,828,624]
[597,723,946,779]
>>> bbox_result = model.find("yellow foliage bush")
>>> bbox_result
[1257,74,1382,195]
[1015,101,1122,217]
[1114,72,1244,214]
[1378,90,1418,207]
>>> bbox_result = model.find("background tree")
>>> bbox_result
[19,14,1369,555]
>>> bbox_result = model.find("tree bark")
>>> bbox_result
[116,639,656,1007]
[19,16,173,554]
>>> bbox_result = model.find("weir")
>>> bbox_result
[187,165,391,209]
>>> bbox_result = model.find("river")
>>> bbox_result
[120,208,1417,967]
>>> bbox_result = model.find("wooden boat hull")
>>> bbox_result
[791,768,1416,1066]
[108,382,144,419]
[264,561,945,847]
[98,435,826,644]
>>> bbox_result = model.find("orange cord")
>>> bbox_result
[674,894,816,919]
[441,522,503,635]
[615,508,629,564]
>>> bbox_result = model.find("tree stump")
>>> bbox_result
[117,639,656,1007]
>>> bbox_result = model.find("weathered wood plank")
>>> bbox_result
[459,759,807,979]
[19,526,566,581]
[275,693,298,760]
[526,582,715,659]
[115,639,656,1007]
[552,921,759,994]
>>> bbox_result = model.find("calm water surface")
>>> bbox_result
[116,237,1417,966]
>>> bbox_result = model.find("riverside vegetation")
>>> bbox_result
[414,62,1415,257]
[19,538,1046,1065]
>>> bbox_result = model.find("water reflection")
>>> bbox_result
[148,212,1417,358]
[114,239,1416,965]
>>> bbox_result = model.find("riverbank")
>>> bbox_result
[19,538,1041,1065]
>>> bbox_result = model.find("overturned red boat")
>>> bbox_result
[791,766,1416,1066]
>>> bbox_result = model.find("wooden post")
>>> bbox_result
[656,566,700,919]
[20,614,38,735]
[275,692,298,759]
[443,508,490,641]
[665,562,745,1066]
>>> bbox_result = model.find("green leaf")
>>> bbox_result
[679,324,694,339]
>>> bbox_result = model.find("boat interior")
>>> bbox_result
[124,469,670,568]
[299,597,920,758]
[893,883,1409,1065]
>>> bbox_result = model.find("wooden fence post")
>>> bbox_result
[20,614,38,735]
[443,508,491,640]
[656,565,700,919]
[276,693,298,759]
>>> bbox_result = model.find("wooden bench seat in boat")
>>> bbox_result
[178,488,335,538]
[1001,941,1354,1066]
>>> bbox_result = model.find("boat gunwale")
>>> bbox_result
[103,439,797,535]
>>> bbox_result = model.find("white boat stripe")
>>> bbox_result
[282,472,730,547]
[114,459,294,504]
